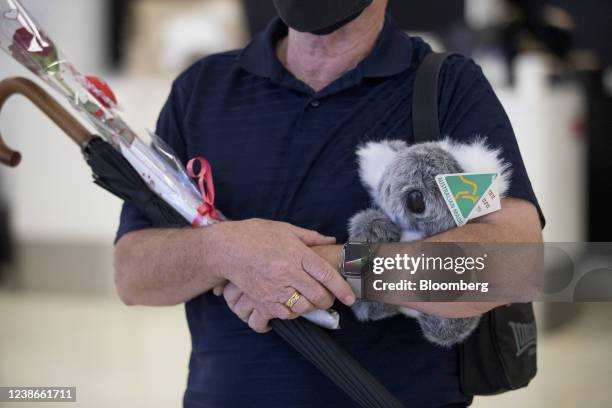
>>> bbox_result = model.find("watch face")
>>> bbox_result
[344,243,370,277]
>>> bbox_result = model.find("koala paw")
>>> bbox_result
[351,299,400,322]
[417,313,481,348]
[348,209,401,242]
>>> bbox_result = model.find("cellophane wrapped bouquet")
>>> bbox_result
[0,0,222,227]
[0,0,339,329]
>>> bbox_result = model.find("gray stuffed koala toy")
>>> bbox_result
[348,137,511,347]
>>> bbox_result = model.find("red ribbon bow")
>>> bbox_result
[187,157,221,226]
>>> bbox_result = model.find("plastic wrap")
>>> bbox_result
[0,0,218,227]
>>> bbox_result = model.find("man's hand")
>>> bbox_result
[218,282,280,333]
[206,219,355,320]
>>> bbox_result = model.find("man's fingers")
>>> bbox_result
[223,282,262,324]
[288,293,317,315]
[222,282,243,306]
[273,282,332,311]
[232,293,255,322]
[221,282,279,333]
[291,273,335,310]
[302,254,356,306]
[212,283,226,296]
[285,224,336,246]
[248,309,272,334]
[269,302,299,320]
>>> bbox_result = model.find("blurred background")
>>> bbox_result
[0,0,611,407]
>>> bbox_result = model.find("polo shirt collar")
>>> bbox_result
[238,14,413,80]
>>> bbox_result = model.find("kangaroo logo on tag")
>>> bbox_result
[435,173,501,227]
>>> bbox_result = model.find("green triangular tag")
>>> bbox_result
[436,173,499,226]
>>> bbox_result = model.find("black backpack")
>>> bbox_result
[412,52,538,396]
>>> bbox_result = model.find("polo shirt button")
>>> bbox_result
[310,100,320,108]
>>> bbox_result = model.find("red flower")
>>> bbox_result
[85,76,117,109]
[12,27,55,56]
[9,27,59,73]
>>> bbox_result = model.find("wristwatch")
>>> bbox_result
[339,242,372,299]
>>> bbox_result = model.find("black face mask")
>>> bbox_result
[273,0,373,35]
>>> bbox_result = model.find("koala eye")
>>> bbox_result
[406,190,426,214]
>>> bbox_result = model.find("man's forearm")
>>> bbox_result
[313,234,502,317]
[113,219,348,315]
[114,227,225,306]
[313,199,543,318]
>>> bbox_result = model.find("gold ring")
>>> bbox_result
[285,291,302,308]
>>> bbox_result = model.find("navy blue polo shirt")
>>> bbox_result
[117,16,543,408]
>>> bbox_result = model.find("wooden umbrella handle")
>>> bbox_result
[0,77,92,167]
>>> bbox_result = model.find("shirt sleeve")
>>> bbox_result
[437,55,545,228]
[115,81,190,243]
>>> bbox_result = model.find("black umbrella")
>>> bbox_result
[0,77,405,408]
[83,137,187,229]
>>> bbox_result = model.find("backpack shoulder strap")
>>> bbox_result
[412,52,455,143]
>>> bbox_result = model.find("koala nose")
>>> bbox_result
[406,190,426,214]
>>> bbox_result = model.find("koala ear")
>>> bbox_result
[356,140,406,192]
[438,137,512,196]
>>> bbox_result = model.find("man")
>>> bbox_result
[114,0,544,406]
